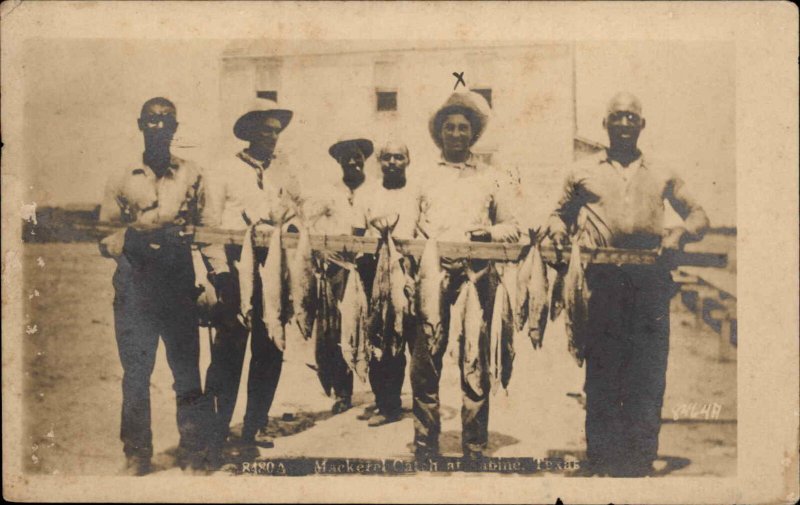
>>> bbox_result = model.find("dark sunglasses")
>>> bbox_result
[140,114,177,129]
[608,111,641,123]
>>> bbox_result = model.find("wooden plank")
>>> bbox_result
[84,223,728,267]
[679,266,737,298]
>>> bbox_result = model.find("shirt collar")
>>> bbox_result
[238,149,274,171]
[136,154,180,177]
[437,152,478,170]
[601,149,645,170]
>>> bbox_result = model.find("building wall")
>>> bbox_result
[218,43,575,227]
[22,39,735,229]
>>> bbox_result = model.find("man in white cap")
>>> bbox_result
[303,135,374,415]
[546,92,709,476]
[201,97,298,461]
[410,91,520,461]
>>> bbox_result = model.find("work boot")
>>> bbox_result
[413,444,439,463]
[357,403,378,420]
[241,427,275,449]
[331,397,352,415]
[368,410,402,427]
[121,455,151,476]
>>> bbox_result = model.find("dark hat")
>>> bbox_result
[233,98,293,141]
[328,136,374,161]
[428,91,490,149]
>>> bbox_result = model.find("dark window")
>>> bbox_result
[376,90,397,112]
[257,90,278,102]
[472,88,492,108]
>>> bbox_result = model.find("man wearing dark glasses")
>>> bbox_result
[99,97,211,475]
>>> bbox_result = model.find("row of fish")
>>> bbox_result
[233,223,592,396]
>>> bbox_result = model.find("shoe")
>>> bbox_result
[241,427,275,449]
[413,445,439,462]
[122,455,151,476]
[463,449,484,462]
[368,411,402,427]
[331,398,352,415]
[357,403,378,420]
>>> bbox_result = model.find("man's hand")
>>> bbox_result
[369,214,399,235]
[661,227,687,253]
[99,229,126,259]
[488,224,521,243]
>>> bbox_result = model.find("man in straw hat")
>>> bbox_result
[546,92,709,476]
[300,134,374,415]
[201,97,299,462]
[99,97,212,475]
[409,91,520,461]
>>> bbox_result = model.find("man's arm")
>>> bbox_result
[199,168,230,274]
[486,170,521,243]
[545,170,585,249]
[98,175,126,258]
[663,174,710,249]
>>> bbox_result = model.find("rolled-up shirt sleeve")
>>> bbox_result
[665,174,710,240]
[490,172,521,241]
[547,170,585,236]
[200,169,230,274]
[99,172,124,223]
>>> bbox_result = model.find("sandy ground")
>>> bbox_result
[22,243,736,477]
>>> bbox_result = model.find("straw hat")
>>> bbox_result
[428,91,490,149]
[233,98,293,141]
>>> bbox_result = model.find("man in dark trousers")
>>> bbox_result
[303,135,375,415]
[99,97,210,475]
[410,91,520,461]
[546,92,710,477]
[356,140,420,427]
[201,98,297,460]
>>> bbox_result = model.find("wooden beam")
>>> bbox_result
[194,227,727,267]
[85,223,728,267]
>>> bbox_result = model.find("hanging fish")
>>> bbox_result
[461,278,484,397]
[515,244,534,331]
[489,277,515,392]
[550,266,566,321]
[418,239,446,355]
[290,223,317,340]
[447,279,469,362]
[234,225,256,327]
[339,266,370,382]
[368,216,407,359]
[388,232,408,338]
[191,246,217,327]
[261,218,293,352]
[564,239,590,366]
[526,237,550,349]
[313,270,337,397]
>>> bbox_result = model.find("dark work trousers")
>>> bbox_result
[368,336,408,417]
[112,237,209,460]
[362,254,408,417]
[409,262,495,456]
[583,264,674,476]
[204,245,284,445]
[326,264,354,402]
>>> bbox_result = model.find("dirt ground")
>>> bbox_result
[21,243,736,477]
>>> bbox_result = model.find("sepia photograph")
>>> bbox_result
[2,2,797,503]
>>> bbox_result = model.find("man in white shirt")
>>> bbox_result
[356,140,420,427]
[411,91,520,461]
[304,136,375,415]
[201,98,297,460]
